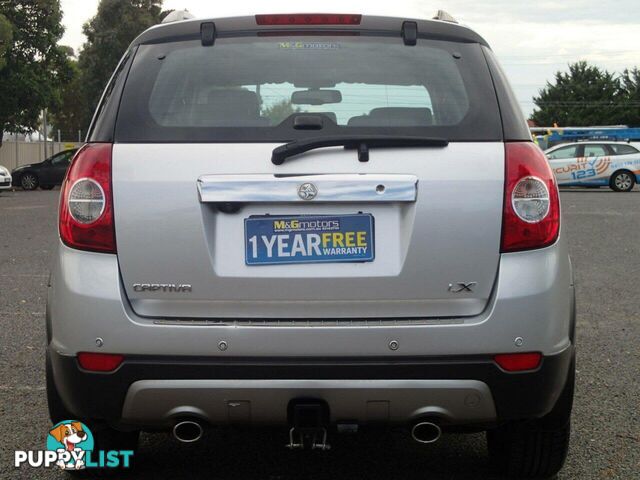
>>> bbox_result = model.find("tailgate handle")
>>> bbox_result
[197,174,418,203]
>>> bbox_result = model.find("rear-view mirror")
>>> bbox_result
[291,89,342,105]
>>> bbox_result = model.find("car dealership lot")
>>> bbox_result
[1,188,638,479]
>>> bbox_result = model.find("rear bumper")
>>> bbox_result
[48,234,574,428]
[48,240,573,359]
[49,345,574,428]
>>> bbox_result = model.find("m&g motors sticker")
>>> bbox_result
[279,42,342,50]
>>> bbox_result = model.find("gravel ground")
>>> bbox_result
[0,187,638,479]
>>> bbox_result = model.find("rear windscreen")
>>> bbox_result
[115,35,502,142]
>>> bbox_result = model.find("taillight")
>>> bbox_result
[494,352,542,372]
[501,142,560,252]
[255,14,362,25]
[77,352,124,372]
[59,143,116,253]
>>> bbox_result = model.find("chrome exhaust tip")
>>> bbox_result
[411,421,442,444]
[173,420,204,443]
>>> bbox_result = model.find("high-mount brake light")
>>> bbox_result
[255,14,362,26]
[59,143,116,253]
[501,142,560,252]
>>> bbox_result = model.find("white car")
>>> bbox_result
[545,141,640,192]
[0,165,12,192]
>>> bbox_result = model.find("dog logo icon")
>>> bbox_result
[46,421,94,470]
[15,419,133,470]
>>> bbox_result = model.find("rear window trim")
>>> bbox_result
[99,33,504,144]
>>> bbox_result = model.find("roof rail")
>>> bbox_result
[161,9,195,24]
[433,10,458,24]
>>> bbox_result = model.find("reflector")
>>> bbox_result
[77,352,124,372]
[494,352,542,372]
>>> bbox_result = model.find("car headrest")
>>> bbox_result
[348,107,433,127]
[312,112,337,124]
[369,107,433,123]
[207,89,260,118]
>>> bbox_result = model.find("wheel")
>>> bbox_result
[46,353,139,474]
[41,185,55,190]
[20,172,39,190]
[487,355,575,479]
[610,170,635,192]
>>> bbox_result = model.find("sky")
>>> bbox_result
[59,0,640,117]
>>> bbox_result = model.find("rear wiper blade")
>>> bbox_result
[271,135,449,165]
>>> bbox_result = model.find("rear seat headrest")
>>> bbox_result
[207,89,260,117]
[369,107,432,123]
[347,107,433,127]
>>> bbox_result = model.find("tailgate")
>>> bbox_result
[113,142,503,319]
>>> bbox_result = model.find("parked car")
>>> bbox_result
[545,141,640,191]
[47,13,575,479]
[11,148,78,190]
[0,165,11,192]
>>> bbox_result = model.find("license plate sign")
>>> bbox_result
[245,214,374,265]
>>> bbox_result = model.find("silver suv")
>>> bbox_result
[47,13,575,478]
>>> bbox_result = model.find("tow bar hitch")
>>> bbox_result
[286,400,331,451]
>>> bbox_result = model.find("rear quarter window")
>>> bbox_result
[115,35,502,142]
[610,144,639,155]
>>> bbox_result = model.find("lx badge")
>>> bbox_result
[448,282,477,293]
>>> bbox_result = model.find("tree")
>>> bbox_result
[50,58,92,140]
[262,99,300,124]
[0,13,12,71]
[0,1,69,144]
[619,68,640,126]
[77,0,164,125]
[531,61,624,126]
